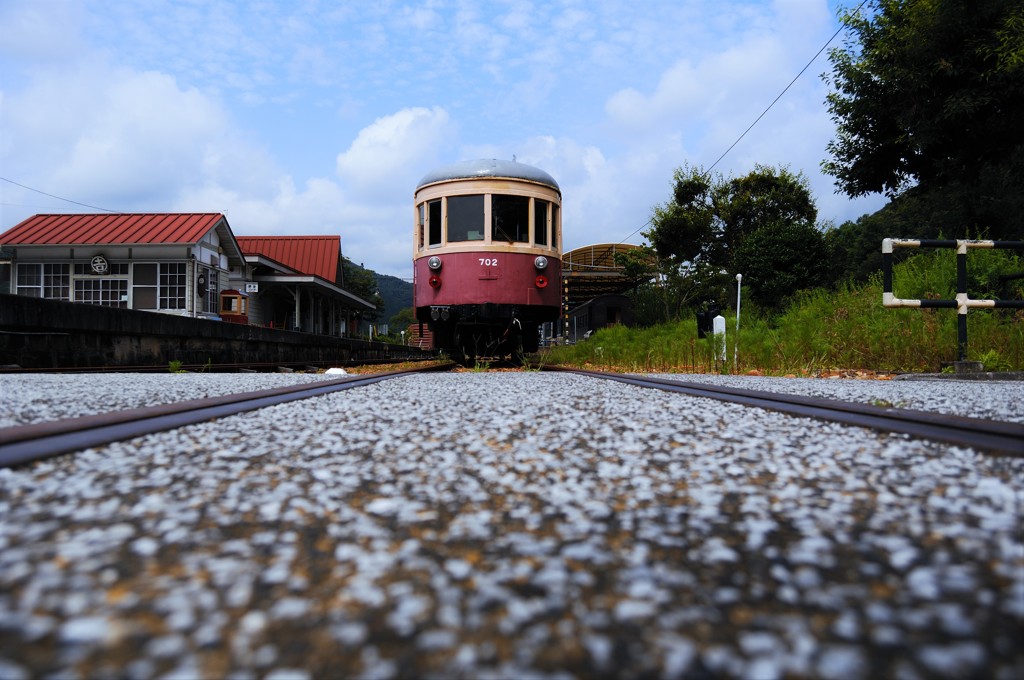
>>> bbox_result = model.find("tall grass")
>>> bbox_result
[546,248,1023,373]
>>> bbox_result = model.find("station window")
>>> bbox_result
[447,194,485,242]
[159,263,187,309]
[492,195,530,242]
[132,263,158,309]
[75,278,128,308]
[16,263,70,300]
[202,267,218,313]
[428,200,442,246]
[132,262,186,310]
[534,199,548,246]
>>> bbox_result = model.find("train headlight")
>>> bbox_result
[427,256,442,271]
[534,256,548,270]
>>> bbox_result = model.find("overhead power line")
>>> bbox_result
[0,176,121,214]
[617,0,868,245]
[705,0,867,175]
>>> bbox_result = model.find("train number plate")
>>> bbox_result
[479,257,500,280]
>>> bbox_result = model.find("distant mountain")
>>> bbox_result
[374,272,412,322]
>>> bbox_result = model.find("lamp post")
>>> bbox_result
[734,273,742,372]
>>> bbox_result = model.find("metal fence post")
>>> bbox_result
[882,238,1024,369]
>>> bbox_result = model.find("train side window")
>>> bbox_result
[447,194,485,242]
[552,204,559,250]
[492,195,529,242]
[428,200,442,246]
[534,199,548,246]
[417,203,425,250]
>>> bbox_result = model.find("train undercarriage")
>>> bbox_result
[418,303,557,364]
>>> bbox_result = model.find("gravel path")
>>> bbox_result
[1,373,1022,679]
[0,373,343,429]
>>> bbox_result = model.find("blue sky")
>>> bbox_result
[0,0,885,279]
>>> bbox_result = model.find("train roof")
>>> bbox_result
[416,158,560,192]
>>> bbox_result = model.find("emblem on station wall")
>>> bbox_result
[90,254,109,275]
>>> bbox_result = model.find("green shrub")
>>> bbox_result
[546,248,1022,373]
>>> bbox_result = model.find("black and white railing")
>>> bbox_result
[882,238,1024,362]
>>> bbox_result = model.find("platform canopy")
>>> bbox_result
[560,243,654,310]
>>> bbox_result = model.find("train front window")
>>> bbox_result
[534,199,548,246]
[428,200,442,246]
[492,195,529,242]
[447,194,485,242]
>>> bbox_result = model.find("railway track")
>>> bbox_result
[550,368,1024,456]
[0,363,455,468]
[3,365,1020,468]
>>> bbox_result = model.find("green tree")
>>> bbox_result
[823,0,1024,239]
[644,164,823,312]
[389,306,415,333]
[646,165,718,268]
[717,166,818,259]
[733,221,830,309]
[342,258,384,321]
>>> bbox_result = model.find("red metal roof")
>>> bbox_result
[236,236,341,284]
[0,213,228,246]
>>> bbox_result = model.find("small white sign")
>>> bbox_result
[245,282,259,293]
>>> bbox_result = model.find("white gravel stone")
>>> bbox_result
[58,617,110,644]
[0,371,1021,678]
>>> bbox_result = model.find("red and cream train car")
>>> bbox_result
[413,159,562,361]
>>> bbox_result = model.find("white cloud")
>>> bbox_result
[2,59,240,209]
[54,71,230,203]
[335,106,455,199]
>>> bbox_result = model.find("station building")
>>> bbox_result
[234,235,373,336]
[0,213,374,337]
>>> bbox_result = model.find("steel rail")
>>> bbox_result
[553,368,1024,456]
[0,364,455,468]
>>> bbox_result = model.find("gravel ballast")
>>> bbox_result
[0,372,1021,679]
